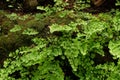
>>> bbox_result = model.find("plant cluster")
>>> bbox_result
[0,0,120,80]
[0,8,120,80]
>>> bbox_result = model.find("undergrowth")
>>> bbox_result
[0,0,120,80]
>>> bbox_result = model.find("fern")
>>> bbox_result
[109,40,120,58]
[1,3,120,80]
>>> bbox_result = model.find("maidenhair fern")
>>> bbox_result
[109,40,120,58]
[0,7,120,80]
[10,25,22,32]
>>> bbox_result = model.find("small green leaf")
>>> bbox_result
[109,40,120,58]
[37,6,45,11]
[50,24,72,33]
[22,28,38,35]
[6,13,18,20]
[10,25,22,32]
[80,43,88,55]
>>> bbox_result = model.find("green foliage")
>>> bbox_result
[0,1,120,80]
[10,25,22,32]
[5,13,29,21]
[109,40,120,58]
[22,28,38,35]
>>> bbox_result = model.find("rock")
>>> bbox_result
[90,0,116,9]
[23,0,38,11]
